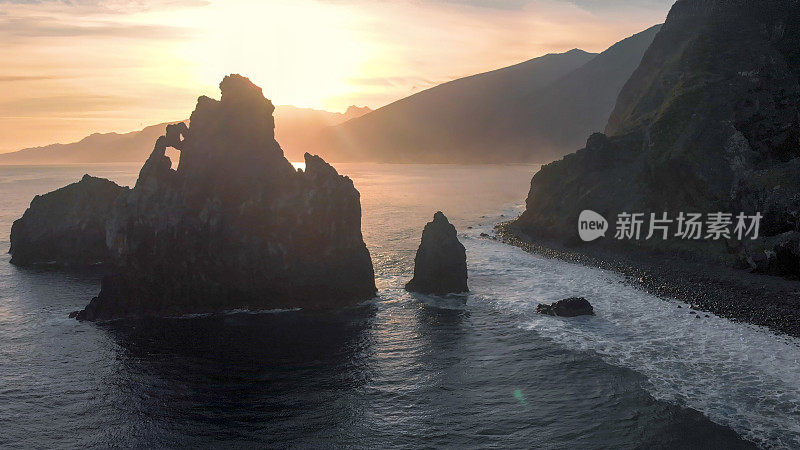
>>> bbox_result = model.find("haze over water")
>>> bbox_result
[1,163,798,448]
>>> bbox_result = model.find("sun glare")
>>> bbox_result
[0,0,672,152]
[175,0,373,111]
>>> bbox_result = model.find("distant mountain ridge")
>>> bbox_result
[0,105,371,165]
[312,49,596,163]
[273,105,372,161]
[503,24,663,158]
[312,25,662,163]
[0,25,661,165]
[0,123,173,165]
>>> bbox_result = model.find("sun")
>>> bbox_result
[173,0,374,111]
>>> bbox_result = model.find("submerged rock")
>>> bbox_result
[72,74,375,321]
[405,211,468,295]
[537,297,594,317]
[10,175,127,266]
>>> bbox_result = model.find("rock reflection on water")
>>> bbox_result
[102,307,376,446]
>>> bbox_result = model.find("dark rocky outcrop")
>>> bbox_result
[10,175,127,266]
[537,297,594,317]
[513,0,800,276]
[70,74,375,321]
[739,231,800,275]
[405,211,468,295]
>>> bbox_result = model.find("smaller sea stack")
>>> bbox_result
[10,175,127,266]
[405,211,468,295]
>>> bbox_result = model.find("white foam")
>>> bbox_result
[465,208,800,448]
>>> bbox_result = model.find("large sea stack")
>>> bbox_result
[406,211,468,295]
[74,74,375,320]
[513,0,800,273]
[10,175,127,266]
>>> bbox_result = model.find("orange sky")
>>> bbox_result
[0,0,673,153]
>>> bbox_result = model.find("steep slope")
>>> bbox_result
[514,0,800,273]
[313,26,661,163]
[0,105,369,165]
[503,24,662,161]
[313,49,596,163]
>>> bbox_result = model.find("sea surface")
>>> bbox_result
[1,163,799,448]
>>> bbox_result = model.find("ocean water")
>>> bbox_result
[1,163,798,448]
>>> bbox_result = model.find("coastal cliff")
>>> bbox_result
[10,175,127,266]
[513,0,800,275]
[65,74,376,320]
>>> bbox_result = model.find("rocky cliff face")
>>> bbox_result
[74,74,375,320]
[405,211,468,295]
[10,175,127,266]
[515,0,800,273]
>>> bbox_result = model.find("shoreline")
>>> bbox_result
[495,222,800,338]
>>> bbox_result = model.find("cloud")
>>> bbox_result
[347,76,438,88]
[0,0,673,151]
[0,15,192,39]
[0,94,145,116]
[0,0,210,12]
[422,0,530,10]
[0,75,58,82]
[324,0,676,13]
[0,0,210,151]
[565,0,674,11]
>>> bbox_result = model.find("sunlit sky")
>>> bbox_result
[0,0,673,152]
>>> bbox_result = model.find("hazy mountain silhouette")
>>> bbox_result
[503,24,662,161]
[273,105,371,160]
[312,25,661,163]
[0,26,660,165]
[312,49,595,163]
[0,123,174,165]
[0,105,371,165]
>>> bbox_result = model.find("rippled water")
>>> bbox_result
[1,163,798,448]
